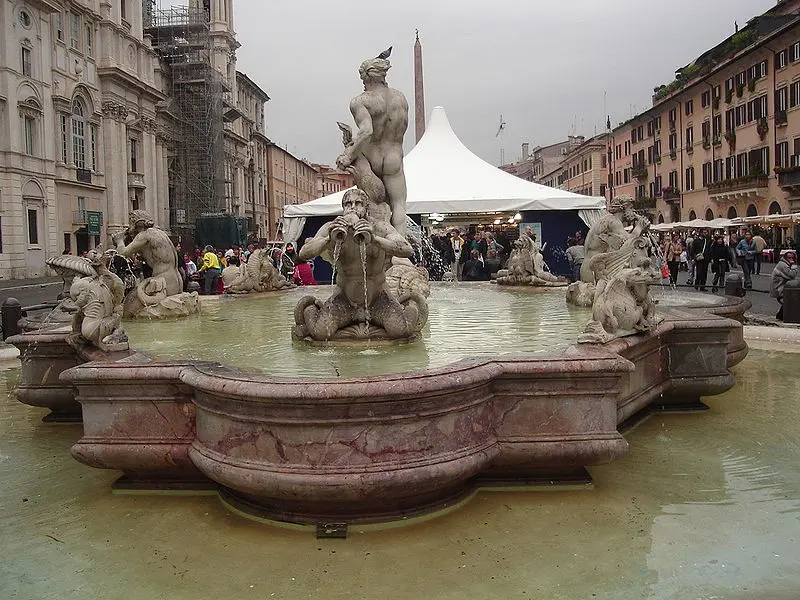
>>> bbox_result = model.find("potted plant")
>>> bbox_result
[757,117,769,140]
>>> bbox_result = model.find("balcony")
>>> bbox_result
[633,196,655,210]
[776,109,788,127]
[669,149,677,160]
[127,172,145,189]
[702,136,711,149]
[76,168,92,184]
[707,174,769,201]
[72,209,88,225]
[632,164,648,180]
[662,186,681,201]
[777,165,800,210]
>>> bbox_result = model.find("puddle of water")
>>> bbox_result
[1,349,799,599]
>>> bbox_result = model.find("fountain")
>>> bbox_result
[6,50,752,529]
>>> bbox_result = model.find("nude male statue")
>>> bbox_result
[295,189,419,340]
[580,195,650,283]
[112,210,181,295]
[335,49,409,236]
[111,210,183,316]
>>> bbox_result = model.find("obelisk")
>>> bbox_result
[414,30,425,143]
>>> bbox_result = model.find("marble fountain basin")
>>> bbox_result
[9,284,750,526]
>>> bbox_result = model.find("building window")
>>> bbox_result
[23,116,35,155]
[90,125,97,170]
[777,49,788,69]
[776,141,790,168]
[702,162,712,187]
[685,166,695,191]
[55,12,64,42]
[27,209,39,245]
[701,90,710,108]
[713,158,723,182]
[21,46,32,77]
[713,114,722,138]
[749,147,769,175]
[86,24,92,56]
[685,126,693,148]
[72,98,86,168]
[130,139,138,172]
[725,156,736,179]
[60,114,69,163]
[791,80,800,108]
[777,86,788,112]
[63,232,71,253]
[685,99,693,116]
[121,0,127,21]
[70,13,80,50]
[792,42,800,62]
[736,152,749,176]
[19,9,31,28]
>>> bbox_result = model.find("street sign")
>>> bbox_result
[87,211,102,235]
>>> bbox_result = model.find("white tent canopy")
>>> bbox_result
[283,106,605,241]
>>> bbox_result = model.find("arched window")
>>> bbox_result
[727,206,738,219]
[769,201,782,214]
[705,208,714,221]
[72,98,86,168]
[689,210,697,220]
[746,204,758,217]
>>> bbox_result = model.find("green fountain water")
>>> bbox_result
[123,284,591,377]
[1,348,798,597]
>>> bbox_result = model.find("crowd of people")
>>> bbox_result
[427,226,586,282]
[656,228,798,320]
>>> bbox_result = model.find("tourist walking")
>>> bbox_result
[771,251,797,320]
[663,233,682,285]
[710,235,732,292]
[752,233,766,274]
[736,231,758,290]
[199,244,222,294]
[690,229,712,291]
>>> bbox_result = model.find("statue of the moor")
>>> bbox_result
[112,210,199,319]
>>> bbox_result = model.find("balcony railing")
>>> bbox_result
[632,164,648,180]
[72,209,88,224]
[707,174,769,195]
[776,165,800,187]
[662,187,681,200]
[76,168,92,184]
[776,109,788,127]
[633,196,655,209]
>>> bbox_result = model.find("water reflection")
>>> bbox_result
[2,346,799,597]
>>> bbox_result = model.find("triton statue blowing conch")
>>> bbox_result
[294,48,428,342]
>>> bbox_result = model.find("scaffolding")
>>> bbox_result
[145,2,225,241]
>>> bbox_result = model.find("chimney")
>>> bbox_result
[522,143,530,160]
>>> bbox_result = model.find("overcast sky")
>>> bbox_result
[164,0,776,166]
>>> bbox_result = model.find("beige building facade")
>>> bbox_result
[265,144,317,239]
[1,0,168,279]
[313,164,355,197]
[610,1,800,225]
[554,134,609,198]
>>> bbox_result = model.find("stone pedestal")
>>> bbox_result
[8,328,83,422]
